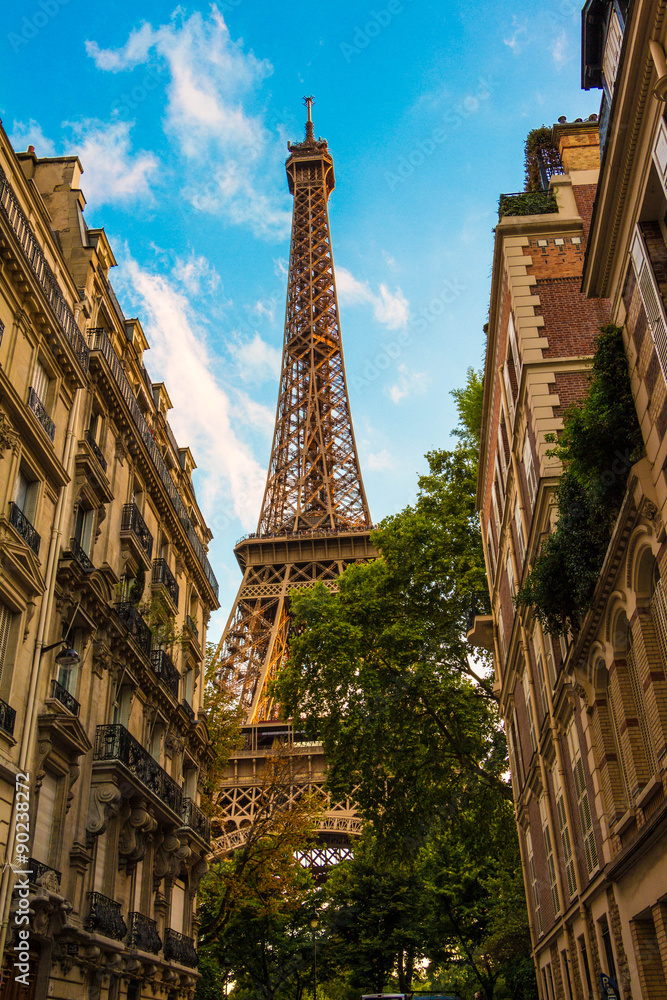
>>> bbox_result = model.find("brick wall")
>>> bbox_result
[549,371,591,419]
[537,279,609,359]
[572,184,598,243]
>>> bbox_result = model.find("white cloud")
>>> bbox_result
[115,254,266,528]
[503,17,527,55]
[550,30,570,70]
[230,332,282,384]
[336,266,409,330]
[86,8,290,239]
[366,449,394,472]
[10,119,56,156]
[66,120,158,206]
[172,252,221,295]
[386,363,428,404]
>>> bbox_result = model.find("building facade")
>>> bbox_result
[474,2,667,997]
[0,122,218,1000]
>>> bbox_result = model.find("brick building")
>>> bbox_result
[0,121,217,1000]
[473,1,667,996]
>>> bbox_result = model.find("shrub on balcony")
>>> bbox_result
[516,324,642,634]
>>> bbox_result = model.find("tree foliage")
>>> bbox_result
[516,325,642,633]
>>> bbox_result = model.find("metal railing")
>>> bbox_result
[164,928,198,968]
[28,858,61,892]
[128,911,162,954]
[69,536,94,573]
[121,503,153,559]
[94,724,183,816]
[0,698,15,736]
[181,699,195,724]
[8,502,40,556]
[0,166,89,373]
[152,558,179,607]
[27,388,55,441]
[115,602,152,658]
[51,679,80,717]
[185,614,199,640]
[181,797,210,844]
[85,429,107,471]
[89,328,218,598]
[151,649,180,697]
[85,891,127,940]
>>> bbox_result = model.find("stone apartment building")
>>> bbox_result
[472,2,667,997]
[0,120,218,1000]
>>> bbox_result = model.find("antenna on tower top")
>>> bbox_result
[303,94,315,141]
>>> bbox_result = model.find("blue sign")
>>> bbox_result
[600,973,620,999]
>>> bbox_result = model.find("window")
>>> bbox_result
[486,523,497,578]
[112,684,132,727]
[498,615,506,657]
[32,772,58,864]
[0,602,13,689]
[599,916,617,981]
[523,430,538,505]
[522,669,537,752]
[491,481,502,539]
[508,312,522,380]
[539,794,559,916]
[567,722,599,876]
[631,227,667,380]
[503,361,515,422]
[507,553,516,598]
[57,628,82,696]
[552,762,576,898]
[171,881,186,932]
[28,359,55,440]
[515,495,526,563]
[578,935,594,1000]
[74,505,95,557]
[535,648,548,719]
[561,950,574,1000]
[627,629,658,777]
[31,359,49,407]
[525,827,542,935]
[183,666,194,704]
[14,469,38,525]
[602,7,623,96]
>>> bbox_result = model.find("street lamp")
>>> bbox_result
[310,913,319,1000]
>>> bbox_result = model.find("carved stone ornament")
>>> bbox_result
[153,830,182,888]
[189,857,209,895]
[118,799,158,864]
[86,782,123,836]
[0,412,19,456]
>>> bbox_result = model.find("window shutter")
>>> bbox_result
[539,794,560,916]
[0,602,11,687]
[552,764,576,897]
[631,227,667,379]
[525,827,543,935]
[523,430,538,504]
[522,669,537,752]
[569,724,599,875]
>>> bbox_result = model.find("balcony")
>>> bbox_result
[128,911,162,955]
[0,165,89,375]
[51,678,80,717]
[28,858,61,893]
[164,928,198,968]
[498,190,558,220]
[8,502,40,556]
[151,649,180,698]
[181,699,195,724]
[121,503,153,561]
[27,388,55,442]
[69,536,94,574]
[94,724,183,817]
[85,891,127,941]
[185,614,199,640]
[0,699,15,737]
[181,797,210,845]
[89,328,218,598]
[115,602,152,658]
[152,558,179,608]
[85,429,107,472]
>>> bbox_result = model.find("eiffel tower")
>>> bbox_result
[211,99,377,868]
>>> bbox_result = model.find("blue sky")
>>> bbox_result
[2,0,600,633]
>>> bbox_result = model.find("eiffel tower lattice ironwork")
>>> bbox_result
[211,98,377,862]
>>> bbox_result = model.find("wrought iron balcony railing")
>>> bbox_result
[85,891,127,940]
[152,558,179,607]
[69,536,94,573]
[51,679,80,717]
[128,911,162,955]
[115,602,152,658]
[498,190,558,220]
[94,724,183,816]
[151,649,180,698]
[181,699,195,724]
[185,614,199,640]
[28,858,61,892]
[85,429,108,471]
[89,328,217,597]
[164,928,198,968]
[181,797,210,845]
[27,388,55,441]
[0,166,89,374]
[121,503,154,559]
[8,502,40,556]
[0,698,16,736]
